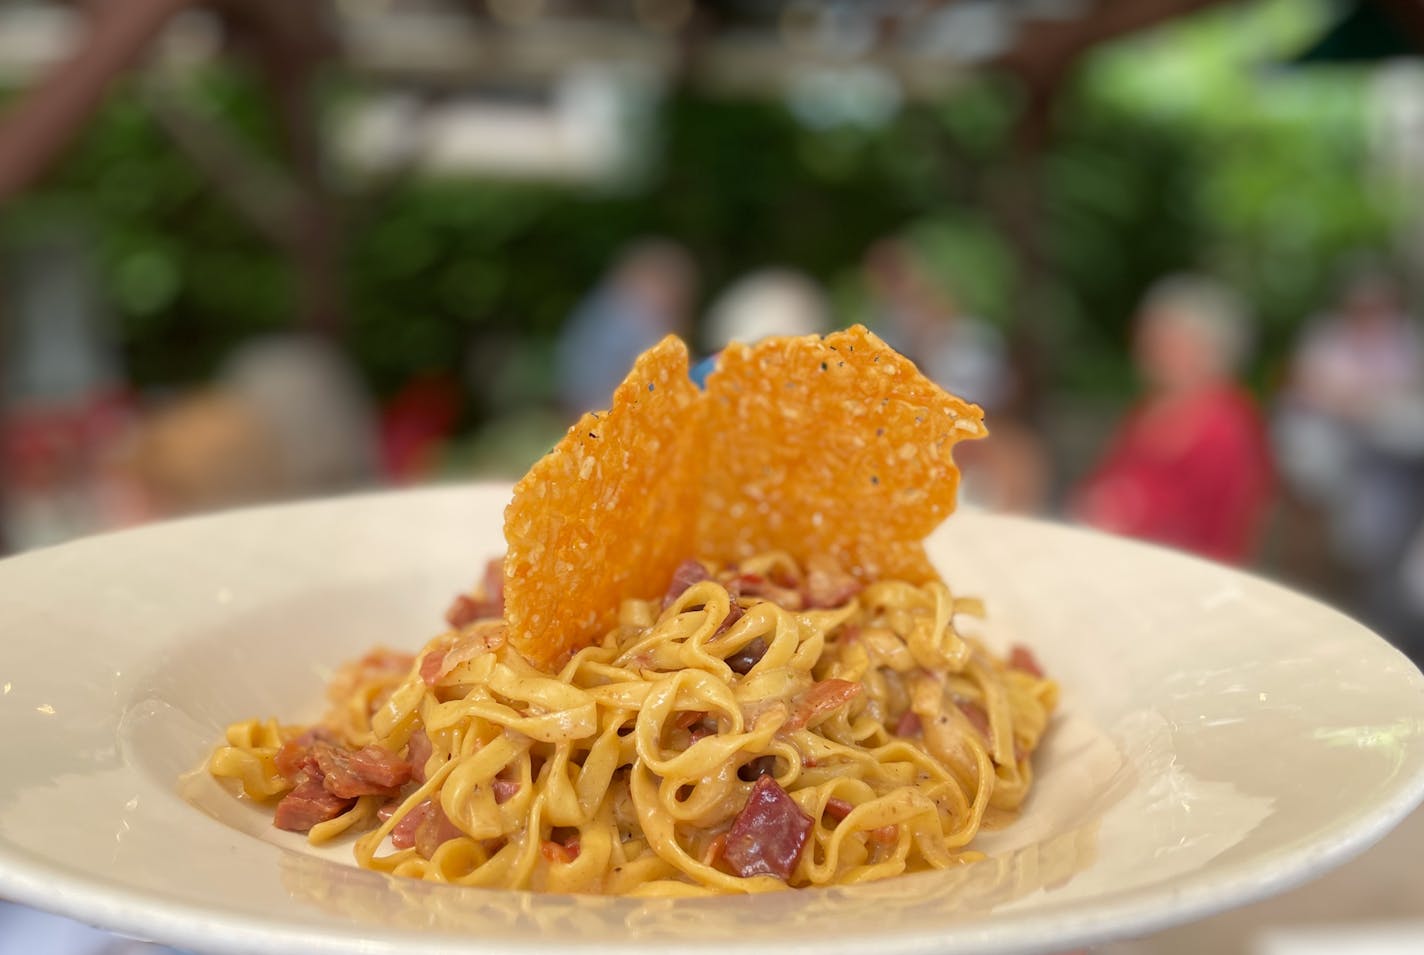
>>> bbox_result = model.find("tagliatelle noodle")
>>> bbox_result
[211,555,1058,894]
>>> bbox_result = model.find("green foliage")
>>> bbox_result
[1040,87,1208,393]
[1080,0,1403,384]
[1,0,1401,410]
[2,69,292,385]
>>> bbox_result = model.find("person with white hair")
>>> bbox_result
[1277,262,1424,648]
[1071,274,1274,564]
[702,268,829,351]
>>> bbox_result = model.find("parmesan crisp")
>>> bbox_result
[502,326,986,667]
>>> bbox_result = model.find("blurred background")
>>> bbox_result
[2,0,1424,952]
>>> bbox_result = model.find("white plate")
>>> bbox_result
[1,483,1422,955]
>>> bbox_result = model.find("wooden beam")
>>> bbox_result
[140,76,305,247]
[0,0,195,203]
[220,0,346,338]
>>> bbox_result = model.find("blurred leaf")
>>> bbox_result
[0,0,1400,414]
[113,245,180,316]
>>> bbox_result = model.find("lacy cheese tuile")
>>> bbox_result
[503,326,986,667]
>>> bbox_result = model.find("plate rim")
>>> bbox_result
[0,483,1422,955]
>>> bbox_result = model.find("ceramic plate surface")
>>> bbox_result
[1,483,1422,955]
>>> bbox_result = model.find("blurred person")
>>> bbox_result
[555,239,697,415]
[125,389,279,517]
[1276,266,1423,501]
[863,236,1048,514]
[124,335,379,518]
[1277,268,1424,551]
[702,268,829,350]
[1277,265,1424,644]
[689,268,830,387]
[1072,275,1273,564]
[1406,522,1424,602]
[1287,267,1422,430]
[220,335,379,495]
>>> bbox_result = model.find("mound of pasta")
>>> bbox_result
[211,554,1056,894]
[208,328,1057,895]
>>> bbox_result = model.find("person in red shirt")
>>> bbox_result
[1072,275,1274,565]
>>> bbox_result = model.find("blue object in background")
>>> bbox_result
[0,902,185,955]
[690,353,717,388]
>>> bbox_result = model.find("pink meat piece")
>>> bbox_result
[868,825,899,846]
[444,595,481,629]
[481,557,505,616]
[721,775,813,881]
[389,799,436,850]
[492,778,520,803]
[415,801,464,859]
[273,777,354,832]
[895,710,922,737]
[802,562,863,609]
[674,709,707,730]
[729,573,803,611]
[314,742,412,798]
[427,623,506,683]
[540,838,581,864]
[273,727,335,780]
[662,559,711,609]
[274,742,316,781]
[1008,644,1045,679]
[420,649,447,686]
[380,799,462,857]
[785,679,862,731]
[406,729,433,783]
[958,701,991,740]
[443,557,506,629]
